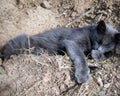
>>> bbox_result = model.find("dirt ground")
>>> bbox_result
[0,0,120,96]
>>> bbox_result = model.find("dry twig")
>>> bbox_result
[65,7,94,27]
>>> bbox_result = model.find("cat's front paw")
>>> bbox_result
[75,67,90,84]
[91,50,106,62]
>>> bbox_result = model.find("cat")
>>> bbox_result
[0,20,120,84]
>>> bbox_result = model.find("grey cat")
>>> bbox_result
[1,21,120,84]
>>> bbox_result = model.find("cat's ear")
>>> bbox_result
[114,33,120,43]
[97,20,106,34]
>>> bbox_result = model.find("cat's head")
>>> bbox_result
[96,20,120,53]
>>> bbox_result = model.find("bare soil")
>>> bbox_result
[0,0,120,96]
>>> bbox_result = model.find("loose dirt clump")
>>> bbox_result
[0,0,120,96]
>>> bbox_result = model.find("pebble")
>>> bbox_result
[41,1,52,9]
[96,76,103,87]
[94,14,102,23]
[108,9,112,13]
[104,83,111,88]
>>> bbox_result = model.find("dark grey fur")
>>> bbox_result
[1,21,120,84]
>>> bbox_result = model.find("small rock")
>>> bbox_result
[108,9,112,13]
[104,83,111,88]
[96,76,103,87]
[94,14,102,23]
[41,1,52,9]
[116,75,120,80]
[114,90,117,94]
